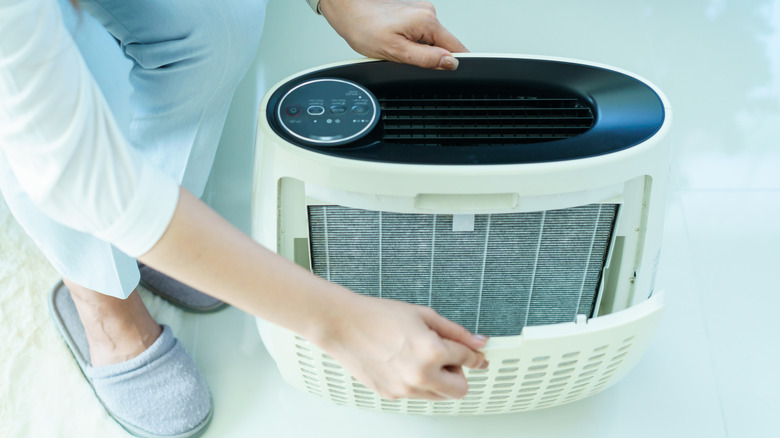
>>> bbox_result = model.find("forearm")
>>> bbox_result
[137,187,347,344]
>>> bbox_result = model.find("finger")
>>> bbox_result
[440,338,487,370]
[380,385,450,401]
[408,389,450,401]
[405,0,468,54]
[422,308,489,351]
[425,341,475,398]
[386,36,457,70]
[427,21,469,54]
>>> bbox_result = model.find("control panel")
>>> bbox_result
[276,78,380,147]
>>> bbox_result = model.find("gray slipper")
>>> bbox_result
[138,263,227,313]
[48,281,213,438]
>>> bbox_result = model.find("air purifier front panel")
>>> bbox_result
[252,54,672,415]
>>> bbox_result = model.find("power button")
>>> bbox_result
[285,105,302,117]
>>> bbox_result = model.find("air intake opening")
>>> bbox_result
[378,88,595,146]
[307,203,618,337]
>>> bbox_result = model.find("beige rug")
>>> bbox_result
[0,196,184,437]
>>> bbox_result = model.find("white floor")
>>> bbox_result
[3,0,780,437]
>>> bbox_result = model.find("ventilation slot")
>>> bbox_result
[379,92,595,146]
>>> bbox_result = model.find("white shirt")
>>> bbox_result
[0,0,179,257]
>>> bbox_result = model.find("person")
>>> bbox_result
[0,0,488,436]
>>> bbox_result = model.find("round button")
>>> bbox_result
[307,105,325,116]
[285,105,302,117]
[330,105,347,115]
[351,105,369,115]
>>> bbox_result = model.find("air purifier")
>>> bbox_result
[251,54,671,415]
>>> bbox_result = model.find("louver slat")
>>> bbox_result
[379,94,595,146]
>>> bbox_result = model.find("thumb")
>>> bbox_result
[388,37,460,70]
[422,308,489,351]
[425,19,469,54]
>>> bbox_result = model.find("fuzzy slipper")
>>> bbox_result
[138,263,228,313]
[48,281,213,438]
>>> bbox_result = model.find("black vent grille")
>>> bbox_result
[379,92,595,146]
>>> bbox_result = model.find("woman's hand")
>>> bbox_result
[312,293,489,400]
[319,0,468,70]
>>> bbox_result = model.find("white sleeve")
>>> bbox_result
[0,0,179,257]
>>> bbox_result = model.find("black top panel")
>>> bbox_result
[266,58,666,165]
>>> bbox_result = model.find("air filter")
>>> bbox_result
[251,54,671,415]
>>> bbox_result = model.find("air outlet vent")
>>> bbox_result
[379,92,595,146]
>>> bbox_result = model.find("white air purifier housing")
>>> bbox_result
[251,54,671,415]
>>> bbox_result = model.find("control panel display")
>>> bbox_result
[276,78,380,147]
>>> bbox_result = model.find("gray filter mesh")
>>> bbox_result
[308,204,617,336]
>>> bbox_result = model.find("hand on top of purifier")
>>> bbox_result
[314,293,489,400]
[319,0,468,70]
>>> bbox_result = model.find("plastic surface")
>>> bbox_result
[276,78,379,146]
[251,54,672,415]
[265,57,666,164]
[258,292,664,415]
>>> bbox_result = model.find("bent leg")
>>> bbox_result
[0,0,138,298]
[0,0,267,298]
[81,0,268,196]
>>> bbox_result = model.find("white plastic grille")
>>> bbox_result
[277,295,663,416]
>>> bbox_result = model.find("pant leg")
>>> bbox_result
[82,0,268,195]
[0,0,267,298]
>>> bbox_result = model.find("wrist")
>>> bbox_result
[303,285,365,352]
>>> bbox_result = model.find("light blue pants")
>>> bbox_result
[0,0,267,298]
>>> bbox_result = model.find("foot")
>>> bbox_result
[64,278,162,367]
[57,280,213,437]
